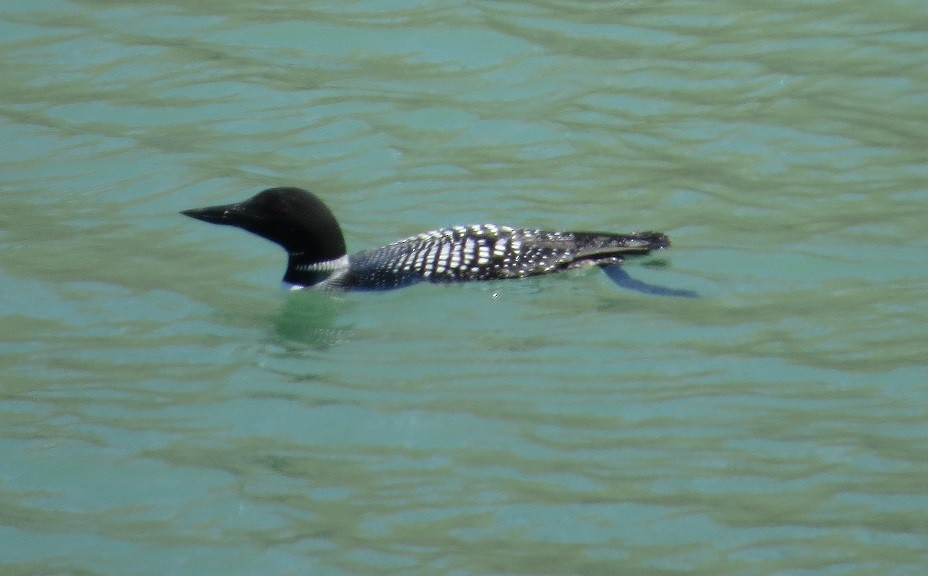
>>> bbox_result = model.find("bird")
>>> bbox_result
[181,186,696,296]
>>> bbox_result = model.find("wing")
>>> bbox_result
[335,225,671,290]
[337,225,554,289]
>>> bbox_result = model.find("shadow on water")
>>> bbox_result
[266,261,702,353]
[268,290,354,351]
[602,264,700,298]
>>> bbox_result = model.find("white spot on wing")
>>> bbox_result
[477,243,491,265]
[493,236,508,257]
[464,237,476,258]
[435,244,448,273]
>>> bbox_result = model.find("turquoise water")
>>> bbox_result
[2,1,927,574]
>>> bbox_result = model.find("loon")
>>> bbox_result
[181,187,695,296]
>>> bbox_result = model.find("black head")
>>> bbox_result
[181,187,347,265]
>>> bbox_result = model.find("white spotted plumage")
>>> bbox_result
[334,224,619,289]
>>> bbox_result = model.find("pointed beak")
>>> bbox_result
[180,202,241,225]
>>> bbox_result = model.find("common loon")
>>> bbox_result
[181,187,695,296]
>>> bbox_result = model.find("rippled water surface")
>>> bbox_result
[2,1,927,574]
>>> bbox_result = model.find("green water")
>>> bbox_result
[2,1,927,574]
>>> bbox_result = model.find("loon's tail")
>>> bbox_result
[569,231,698,297]
[569,231,670,259]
